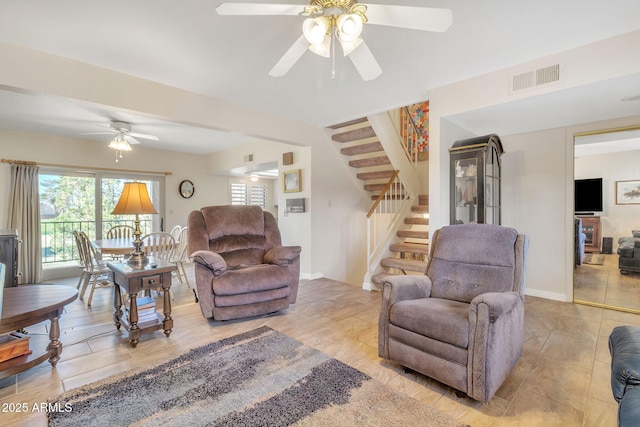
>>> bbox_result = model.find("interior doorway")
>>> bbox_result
[573,126,640,313]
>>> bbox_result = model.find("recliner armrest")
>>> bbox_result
[381,275,432,304]
[470,291,522,323]
[190,250,227,276]
[264,246,301,266]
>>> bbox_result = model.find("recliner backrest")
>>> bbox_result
[426,224,525,303]
[191,205,282,268]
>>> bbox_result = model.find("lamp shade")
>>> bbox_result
[112,182,158,215]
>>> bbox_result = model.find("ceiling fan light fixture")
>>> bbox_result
[302,16,329,45]
[308,33,332,57]
[108,135,132,162]
[108,136,132,152]
[336,13,363,43]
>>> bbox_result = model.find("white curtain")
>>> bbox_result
[7,163,42,284]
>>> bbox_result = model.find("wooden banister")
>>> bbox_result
[367,170,400,218]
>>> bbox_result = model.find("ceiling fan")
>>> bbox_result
[83,120,159,161]
[84,120,160,145]
[215,1,452,81]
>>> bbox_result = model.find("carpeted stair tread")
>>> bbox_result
[412,205,429,213]
[405,217,428,225]
[357,169,396,181]
[381,257,427,272]
[349,156,391,168]
[340,141,383,156]
[332,126,376,143]
[390,242,429,255]
[397,229,429,239]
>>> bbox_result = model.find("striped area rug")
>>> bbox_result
[48,326,467,427]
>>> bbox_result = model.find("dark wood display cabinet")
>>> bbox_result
[449,134,504,225]
[0,229,19,287]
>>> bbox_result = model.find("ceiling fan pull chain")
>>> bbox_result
[331,28,336,80]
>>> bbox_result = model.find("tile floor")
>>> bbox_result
[574,252,640,313]
[0,264,636,426]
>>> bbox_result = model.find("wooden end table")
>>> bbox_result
[0,285,78,379]
[107,258,177,347]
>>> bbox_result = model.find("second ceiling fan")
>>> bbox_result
[216,1,452,81]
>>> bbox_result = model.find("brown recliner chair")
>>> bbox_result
[187,205,301,321]
[379,224,528,402]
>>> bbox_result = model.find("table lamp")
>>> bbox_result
[111,182,158,266]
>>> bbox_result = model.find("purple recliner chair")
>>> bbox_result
[187,205,301,321]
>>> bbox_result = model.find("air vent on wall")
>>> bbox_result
[511,64,560,93]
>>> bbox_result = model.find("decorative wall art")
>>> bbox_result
[283,169,301,193]
[616,180,640,204]
[401,101,430,161]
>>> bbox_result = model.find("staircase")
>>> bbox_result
[374,195,429,284]
[328,112,429,290]
[330,118,396,199]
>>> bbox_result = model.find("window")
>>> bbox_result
[230,181,266,208]
[39,169,164,265]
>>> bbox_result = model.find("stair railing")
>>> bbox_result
[366,170,414,285]
[399,107,424,165]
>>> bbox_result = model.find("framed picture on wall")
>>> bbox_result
[616,180,640,204]
[283,169,301,193]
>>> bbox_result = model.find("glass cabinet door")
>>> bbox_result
[453,158,479,224]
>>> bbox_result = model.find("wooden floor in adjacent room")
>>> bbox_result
[1,264,636,426]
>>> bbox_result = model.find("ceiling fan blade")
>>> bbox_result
[124,135,141,145]
[348,41,382,81]
[269,35,309,77]
[129,132,159,141]
[215,3,301,16]
[365,5,452,32]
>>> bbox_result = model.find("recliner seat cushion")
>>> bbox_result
[390,298,470,348]
[212,264,292,296]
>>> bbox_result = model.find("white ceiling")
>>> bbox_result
[0,0,639,155]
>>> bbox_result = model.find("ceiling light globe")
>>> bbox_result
[303,17,329,45]
[336,13,363,43]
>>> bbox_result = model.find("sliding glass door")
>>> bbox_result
[39,169,164,265]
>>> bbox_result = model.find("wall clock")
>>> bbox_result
[179,180,194,199]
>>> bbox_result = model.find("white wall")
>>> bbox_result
[501,128,572,301]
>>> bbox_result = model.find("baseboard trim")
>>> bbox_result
[300,272,323,280]
[525,288,568,302]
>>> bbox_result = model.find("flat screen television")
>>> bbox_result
[575,178,603,213]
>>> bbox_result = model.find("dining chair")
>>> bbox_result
[171,227,197,302]
[142,232,176,299]
[142,232,176,263]
[107,224,135,238]
[169,225,182,242]
[76,231,113,306]
[106,225,136,260]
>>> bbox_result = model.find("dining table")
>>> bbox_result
[92,237,135,258]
